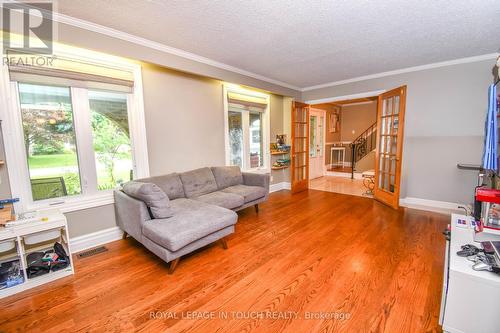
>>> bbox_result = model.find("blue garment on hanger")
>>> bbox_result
[482,84,498,171]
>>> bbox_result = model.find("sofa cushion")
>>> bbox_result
[142,198,237,252]
[193,191,244,209]
[222,184,267,203]
[122,181,173,219]
[211,166,243,189]
[180,167,218,198]
[137,173,185,199]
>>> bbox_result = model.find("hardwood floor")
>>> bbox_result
[0,190,447,333]
[327,166,354,173]
[309,176,370,197]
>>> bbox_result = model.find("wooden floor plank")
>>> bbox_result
[0,190,447,333]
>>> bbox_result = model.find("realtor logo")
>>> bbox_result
[2,2,54,54]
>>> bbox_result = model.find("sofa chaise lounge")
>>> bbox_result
[114,166,269,273]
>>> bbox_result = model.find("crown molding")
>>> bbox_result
[10,1,301,91]
[301,53,499,92]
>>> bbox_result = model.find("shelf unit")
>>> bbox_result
[0,212,74,299]
[440,214,500,332]
[271,148,290,171]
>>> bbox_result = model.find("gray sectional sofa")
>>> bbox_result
[114,166,269,273]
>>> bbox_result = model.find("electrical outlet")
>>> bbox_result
[270,175,274,182]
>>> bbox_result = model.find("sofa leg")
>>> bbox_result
[221,238,228,250]
[122,231,128,240]
[254,204,259,213]
[168,258,180,274]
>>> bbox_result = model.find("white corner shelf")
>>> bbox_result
[0,212,74,299]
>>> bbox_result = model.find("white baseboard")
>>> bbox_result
[328,162,352,169]
[400,197,467,215]
[270,182,291,193]
[325,171,363,180]
[70,226,123,253]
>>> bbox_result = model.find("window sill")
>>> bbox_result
[26,191,115,214]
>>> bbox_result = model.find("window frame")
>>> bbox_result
[0,46,149,213]
[223,84,270,173]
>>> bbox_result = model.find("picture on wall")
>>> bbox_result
[329,108,340,133]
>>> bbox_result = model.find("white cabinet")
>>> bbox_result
[441,214,500,333]
[0,212,74,299]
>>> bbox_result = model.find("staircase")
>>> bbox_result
[350,122,377,177]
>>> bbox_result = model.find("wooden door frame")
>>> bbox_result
[291,101,309,193]
[302,88,406,209]
[373,86,407,209]
[309,108,327,178]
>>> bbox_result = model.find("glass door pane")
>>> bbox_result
[374,86,406,208]
[228,111,243,168]
[309,115,317,157]
[291,103,309,193]
[249,111,263,168]
[377,96,399,193]
[18,83,82,201]
[318,115,324,156]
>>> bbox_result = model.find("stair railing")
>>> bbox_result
[350,122,377,179]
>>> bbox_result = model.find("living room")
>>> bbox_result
[0,1,499,332]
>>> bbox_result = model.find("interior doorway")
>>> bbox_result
[297,86,407,208]
[308,97,378,198]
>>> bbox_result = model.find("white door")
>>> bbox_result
[309,109,325,179]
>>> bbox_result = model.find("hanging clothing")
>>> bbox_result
[482,83,498,171]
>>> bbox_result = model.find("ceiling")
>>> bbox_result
[56,0,500,90]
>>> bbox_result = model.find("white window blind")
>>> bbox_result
[227,91,267,112]
[7,51,134,92]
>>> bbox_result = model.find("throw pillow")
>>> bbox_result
[122,181,173,219]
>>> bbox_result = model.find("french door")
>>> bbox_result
[291,101,309,193]
[374,86,407,209]
[309,108,325,179]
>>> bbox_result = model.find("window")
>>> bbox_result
[224,85,270,171]
[89,90,133,191]
[19,83,82,201]
[1,44,149,212]
[17,83,136,204]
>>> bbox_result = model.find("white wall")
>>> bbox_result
[302,59,495,205]
[142,64,226,175]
